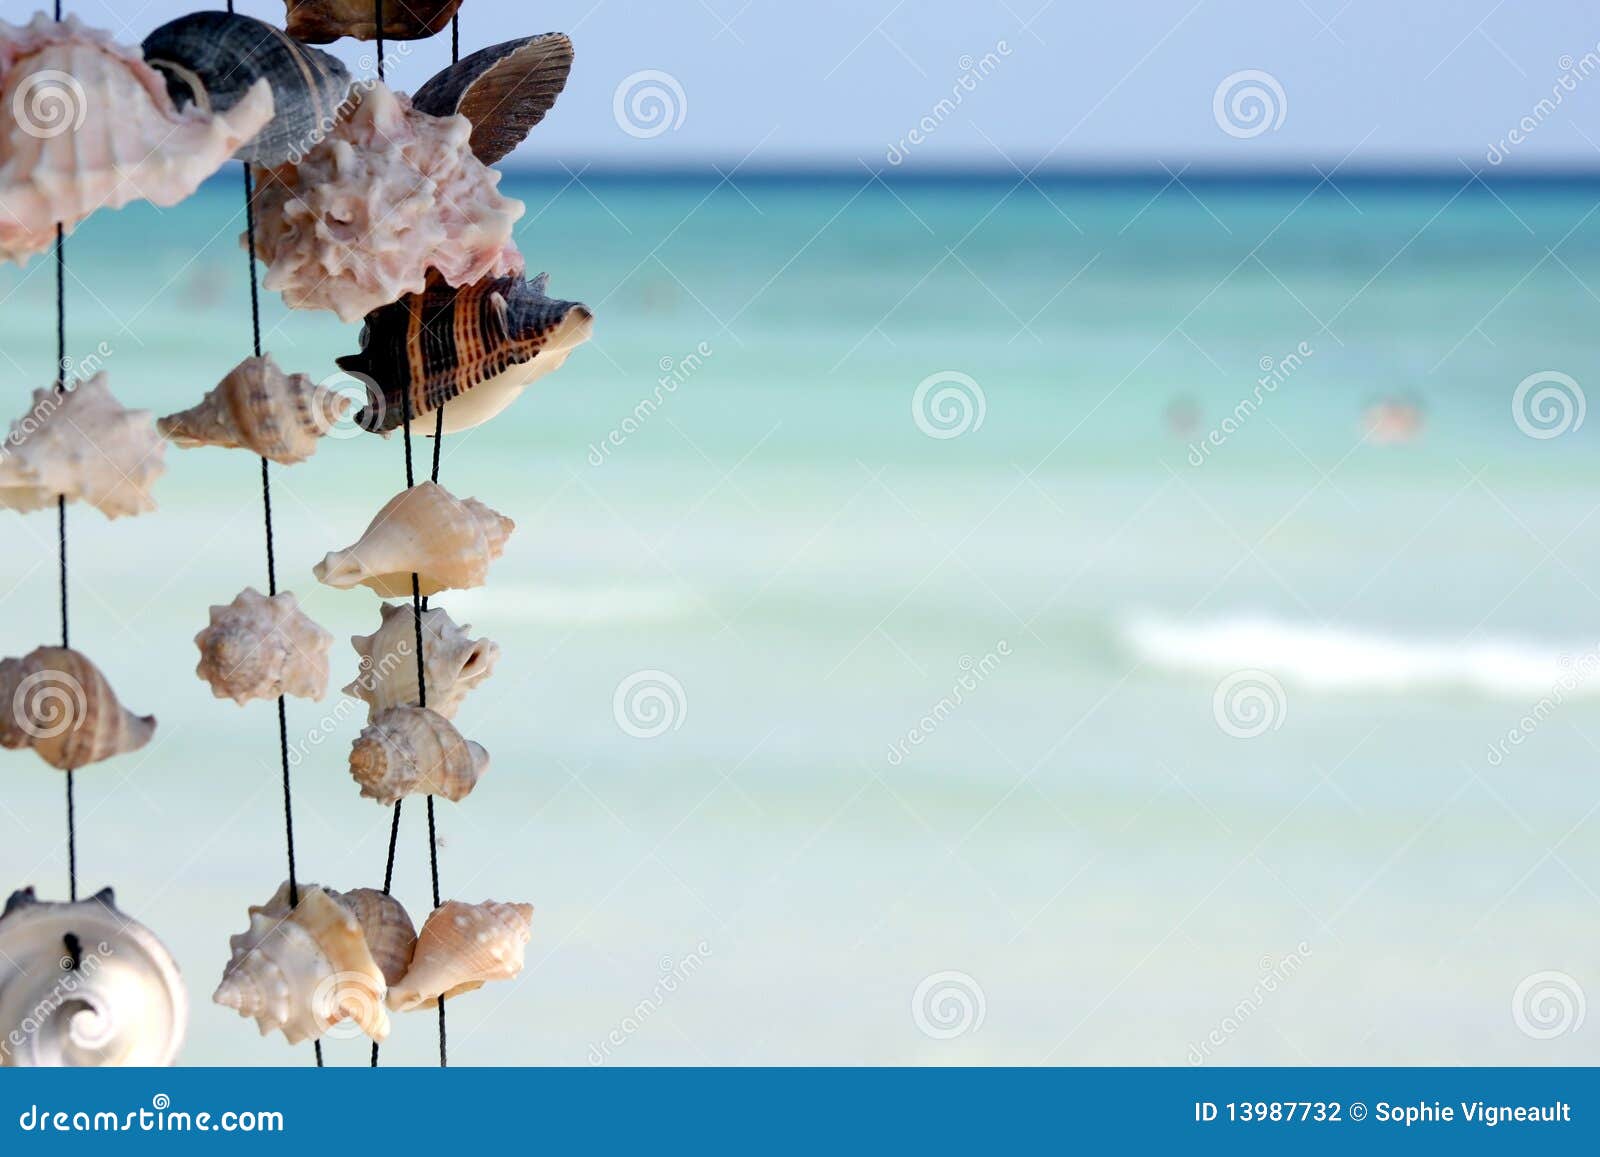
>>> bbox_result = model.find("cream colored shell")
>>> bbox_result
[348,705,488,806]
[159,355,349,465]
[213,885,390,1045]
[0,373,165,519]
[346,602,498,721]
[194,587,333,706]
[0,14,274,265]
[387,900,533,1012]
[0,646,154,770]
[313,481,514,597]
[250,83,523,321]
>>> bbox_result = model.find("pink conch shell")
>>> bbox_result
[248,82,524,322]
[0,13,274,266]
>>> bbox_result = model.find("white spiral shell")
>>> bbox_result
[346,602,498,721]
[313,481,514,598]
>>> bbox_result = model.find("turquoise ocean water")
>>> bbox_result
[2,172,1599,1064]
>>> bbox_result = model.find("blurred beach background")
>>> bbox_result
[3,0,1600,1064]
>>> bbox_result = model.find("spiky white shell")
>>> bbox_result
[0,374,165,519]
[250,83,522,321]
[0,14,273,265]
[0,646,154,770]
[212,886,390,1045]
[313,481,514,597]
[348,705,488,805]
[194,588,333,706]
[159,355,349,465]
[387,900,533,1012]
[346,602,498,721]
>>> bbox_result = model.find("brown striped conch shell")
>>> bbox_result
[387,900,533,1012]
[348,705,488,806]
[159,355,349,466]
[0,886,187,1066]
[412,34,574,165]
[213,885,389,1045]
[334,887,416,986]
[345,272,593,435]
[313,481,514,597]
[0,13,273,266]
[284,0,464,44]
[193,588,333,706]
[346,602,498,721]
[0,647,154,770]
[0,374,165,519]
[249,82,523,322]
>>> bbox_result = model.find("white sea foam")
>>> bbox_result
[1122,612,1600,699]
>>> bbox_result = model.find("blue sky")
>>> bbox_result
[54,0,1600,169]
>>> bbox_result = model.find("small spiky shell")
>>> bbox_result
[143,11,352,167]
[313,481,514,597]
[284,0,463,43]
[159,355,349,465]
[336,888,417,986]
[213,886,390,1045]
[346,602,498,722]
[0,647,154,770]
[348,705,488,806]
[412,34,574,165]
[0,14,273,265]
[0,373,165,518]
[193,587,332,706]
[387,900,533,1012]
[345,272,593,435]
[0,886,187,1066]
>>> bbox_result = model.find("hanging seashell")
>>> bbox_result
[158,355,349,466]
[345,272,593,435]
[387,900,533,1013]
[412,34,574,165]
[0,887,187,1066]
[313,481,514,597]
[348,706,489,806]
[213,885,390,1045]
[284,0,465,44]
[0,374,165,519]
[0,13,273,266]
[334,888,417,986]
[249,83,524,322]
[142,11,352,167]
[0,647,154,771]
[346,602,498,721]
[193,588,333,707]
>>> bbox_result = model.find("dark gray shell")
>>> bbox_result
[142,12,352,167]
[341,272,591,433]
[412,34,574,165]
[285,0,463,44]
